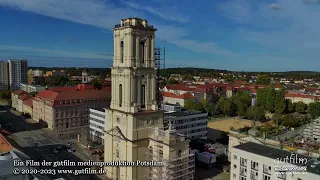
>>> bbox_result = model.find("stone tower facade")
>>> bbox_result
[104,18,164,180]
[104,18,195,180]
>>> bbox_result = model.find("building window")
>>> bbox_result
[119,84,122,107]
[140,42,145,64]
[240,166,247,177]
[277,171,286,179]
[141,85,145,108]
[251,161,258,170]
[117,118,120,124]
[178,150,182,157]
[263,175,270,180]
[233,155,237,160]
[240,157,247,167]
[120,41,124,63]
[159,150,163,158]
[263,165,271,175]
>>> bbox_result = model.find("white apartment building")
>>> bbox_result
[231,142,320,180]
[89,108,106,144]
[162,104,208,139]
[20,83,45,93]
[303,117,320,142]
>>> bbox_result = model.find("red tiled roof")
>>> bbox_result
[162,92,195,99]
[285,93,313,99]
[50,87,78,92]
[0,134,12,153]
[18,94,32,101]
[36,90,59,101]
[12,90,28,96]
[23,97,35,107]
[165,85,193,91]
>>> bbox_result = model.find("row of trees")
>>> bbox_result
[257,88,287,114]
[0,90,11,100]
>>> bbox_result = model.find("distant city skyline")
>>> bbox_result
[1,0,320,72]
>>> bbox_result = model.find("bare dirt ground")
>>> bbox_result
[208,118,261,133]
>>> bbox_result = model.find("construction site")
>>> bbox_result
[145,127,195,180]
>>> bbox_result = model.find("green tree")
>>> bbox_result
[91,78,103,90]
[257,88,268,108]
[166,79,179,85]
[46,76,69,86]
[0,90,11,100]
[295,102,307,114]
[309,102,320,119]
[184,100,205,112]
[253,106,266,122]
[217,96,226,115]
[285,99,294,113]
[222,99,237,116]
[274,88,286,114]
[245,107,255,120]
[256,74,271,85]
[182,74,194,81]
[233,92,251,116]
[265,88,276,112]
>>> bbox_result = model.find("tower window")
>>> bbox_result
[140,42,145,64]
[120,41,124,63]
[116,149,119,158]
[119,84,122,107]
[141,85,145,108]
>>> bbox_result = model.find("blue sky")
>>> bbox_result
[0,0,320,71]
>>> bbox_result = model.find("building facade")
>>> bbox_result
[21,83,45,93]
[11,90,31,112]
[89,108,105,144]
[0,61,9,90]
[33,85,111,131]
[104,18,194,180]
[303,117,320,142]
[0,60,27,90]
[162,104,208,139]
[230,142,320,180]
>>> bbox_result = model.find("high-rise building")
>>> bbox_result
[0,61,9,90]
[0,59,28,90]
[104,18,194,180]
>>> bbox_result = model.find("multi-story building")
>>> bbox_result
[8,59,28,90]
[28,69,43,83]
[303,117,320,142]
[11,90,32,112]
[21,83,45,93]
[89,108,105,144]
[32,84,111,131]
[0,60,27,90]
[104,18,194,180]
[0,61,9,90]
[162,91,196,106]
[231,142,320,180]
[162,103,208,139]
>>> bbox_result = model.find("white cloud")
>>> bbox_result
[0,0,237,56]
[122,1,189,23]
[0,45,113,59]
[269,3,281,10]
[217,0,252,23]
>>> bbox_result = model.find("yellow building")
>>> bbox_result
[104,18,194,180]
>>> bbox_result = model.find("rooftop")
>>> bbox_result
[0,134,12,153]
[164,109,206,118]
[235,142,320,176]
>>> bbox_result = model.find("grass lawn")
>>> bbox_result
[0,99,8,105]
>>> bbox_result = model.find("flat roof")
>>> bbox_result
[164,109,206,118]
[235,142,320,176]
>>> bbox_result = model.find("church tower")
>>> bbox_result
[82,64,89,84]
[104,18,164,180]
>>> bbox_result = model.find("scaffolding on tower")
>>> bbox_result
[154,47,165,108]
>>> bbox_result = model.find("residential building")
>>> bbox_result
[23,97,34,117]
[285,93,318,104]
[162,103,208,139]
[89,108,105,144]
[230,142,320,180]
[28,69,43,83]
[0,61,9,90]
[32,84,111,131]
[162,91,195,106]
[0,134,28,180]
[11,90,31,112]
[0,60,28,90]
[104,18,194,180]
[52,70,67,77]
[20,83,45,93]
[303,117,320,142]
[8,59,28,90]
